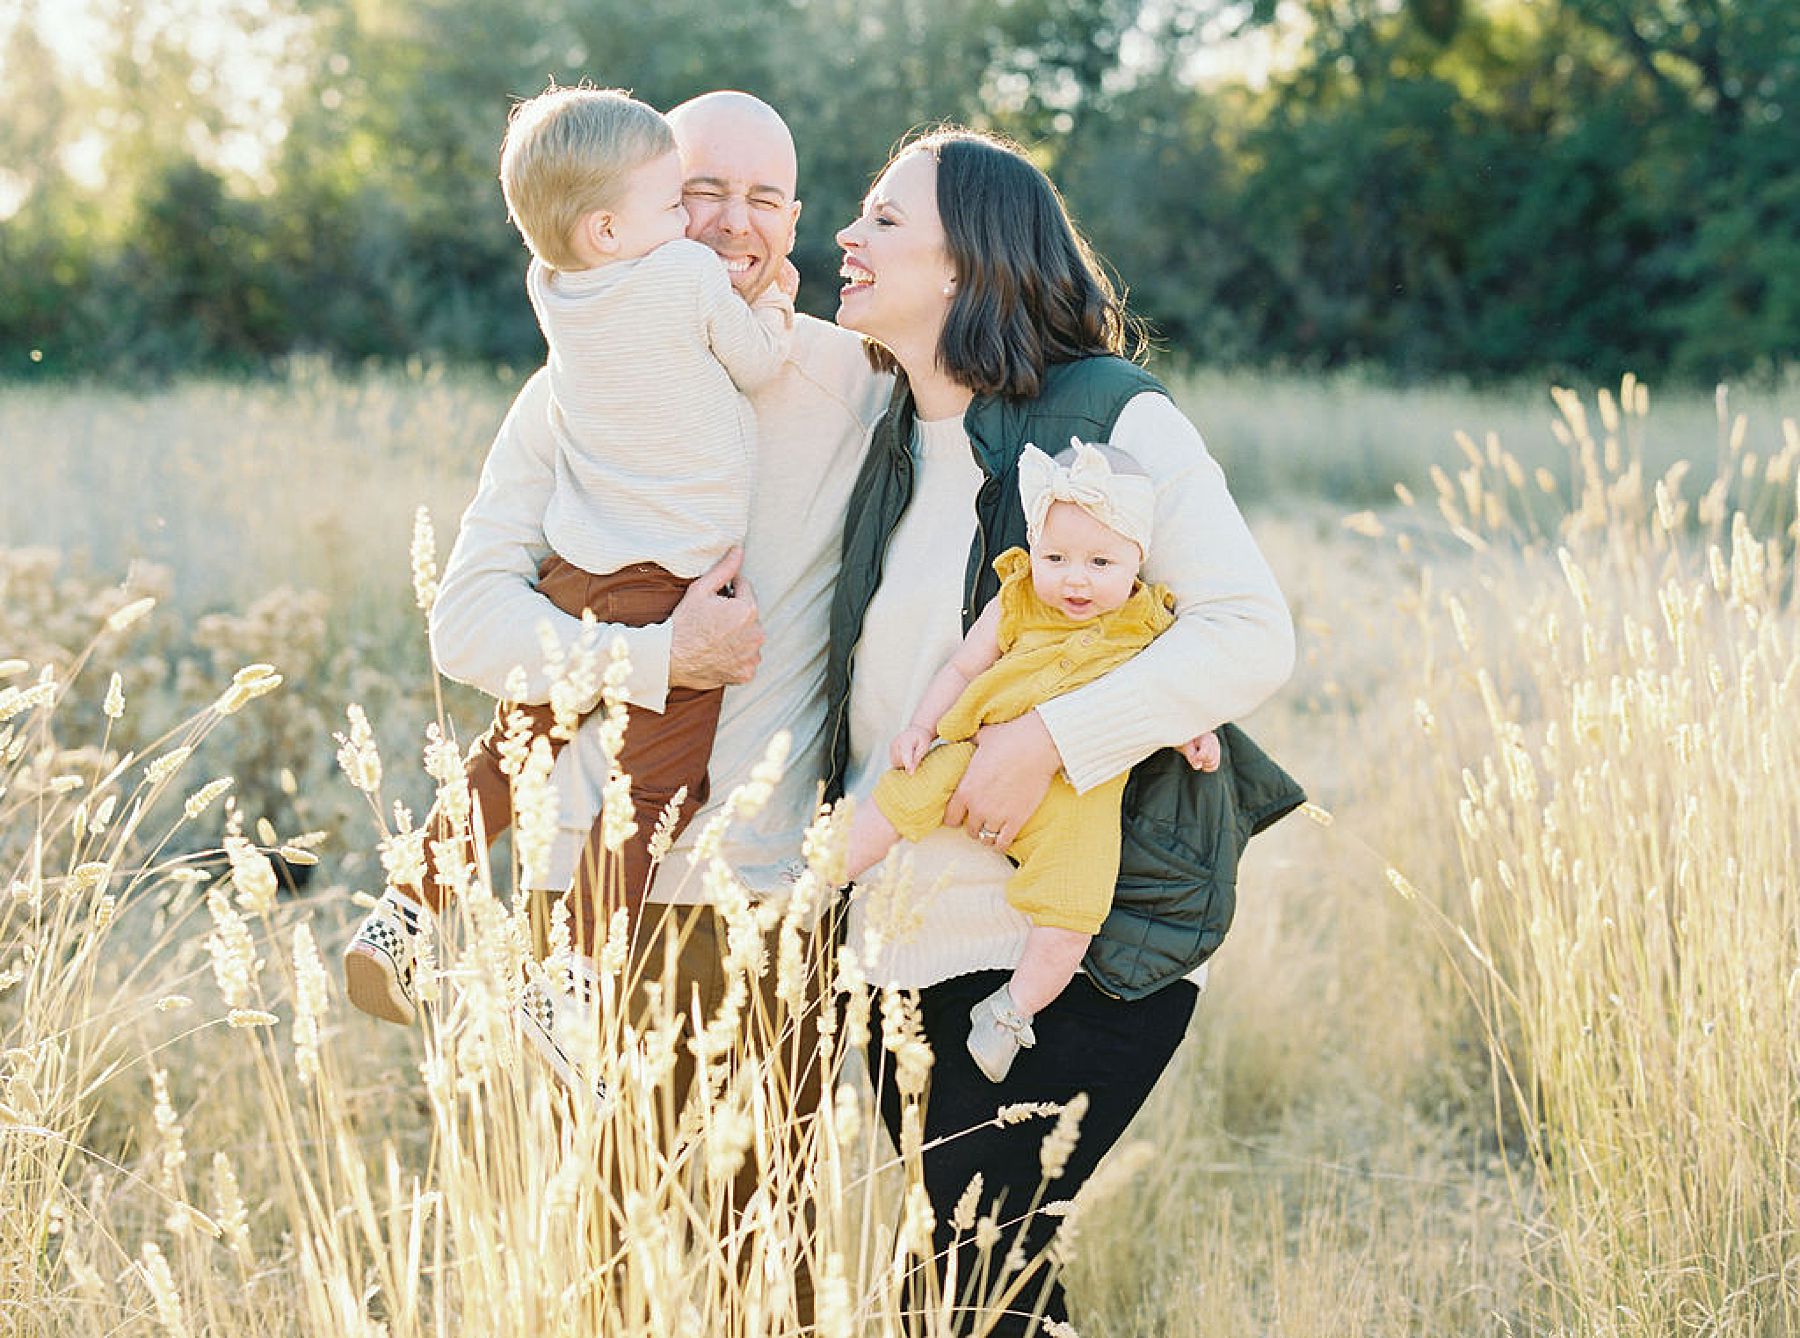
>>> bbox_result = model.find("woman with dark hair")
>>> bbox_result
[822,128,1296,1332]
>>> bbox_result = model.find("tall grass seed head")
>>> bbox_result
[802,797,852,888]
[182,777,233,820]
[689,808,732,864]
[899,1182,936,1260]
[599,905,631,976]
[1039,1091,1088,1180]
[692,972,750,1064]
[209,1152,252,1260]
[510,736,560,888]
[215,662,282,715]
[151,1066,187,1190]
[204,885,260,1008]
[637,1008,682,1089]
[728,729,791,821]
[144,746,193,788]
[774,916,810,1012]
[410,504,440,614]
[834,947,871,1049]
[225,834,278,914]
[548,646,597,746]
[0,676,56,723]
[704,1077,758,1180]
[68,860,112,896]
[878,988,934,1097]
[334,703,383,794]
[646,786,686,861]
[138,1241,192,1338]
[813,1254,854,1338]
[951,1172,984,1232]
[106,596,157,633]
[601,635,633,705]
[291,921,330,1085]
[379,827,427,897]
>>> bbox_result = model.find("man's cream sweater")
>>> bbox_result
[430,315,889,898]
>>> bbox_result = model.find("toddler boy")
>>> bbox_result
[345,88,794,1085]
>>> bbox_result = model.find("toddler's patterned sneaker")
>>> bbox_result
[343,889,427,1026]
[516,967,612,1115]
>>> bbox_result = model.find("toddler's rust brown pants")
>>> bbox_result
[419,556,721,955]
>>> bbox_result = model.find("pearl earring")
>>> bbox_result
[942,281,956,297]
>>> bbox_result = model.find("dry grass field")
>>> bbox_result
[3,365,1798,1336]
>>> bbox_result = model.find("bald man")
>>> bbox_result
[341,90,884,1310]
[422,92,886,904]
[348,83,883,1144]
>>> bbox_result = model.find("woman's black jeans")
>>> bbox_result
[867,968,1198,1336]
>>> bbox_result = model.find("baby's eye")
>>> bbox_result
[1092,557,1111,568]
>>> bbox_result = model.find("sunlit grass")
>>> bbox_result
[1381,384,1800,1335]
[4,366,1797,1333]
[1,604,1086,1337]
[6,361,1794,614]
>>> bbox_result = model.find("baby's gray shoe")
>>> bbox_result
[966,984,1036,1083]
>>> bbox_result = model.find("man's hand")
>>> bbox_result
[668,547,764,690]
[944,711,1063,852]
[1181,730,1222,772]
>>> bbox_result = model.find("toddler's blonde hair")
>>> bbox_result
[500,86,674,271]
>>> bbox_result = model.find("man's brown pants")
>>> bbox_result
[537,898,832,1325]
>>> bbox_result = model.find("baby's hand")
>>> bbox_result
[1180,731,1222,772]
[775,258,801,301]
[890,725,934,774]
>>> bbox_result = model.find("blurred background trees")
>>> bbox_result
[1,0,1794,383]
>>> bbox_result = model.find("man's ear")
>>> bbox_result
[781,199,802,256]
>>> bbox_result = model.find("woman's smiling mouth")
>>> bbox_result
[839,257,875,295]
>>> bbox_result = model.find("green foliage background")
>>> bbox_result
[2,0,1795,382]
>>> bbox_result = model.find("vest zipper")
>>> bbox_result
[828,439,915,793]
[965,521,988,630]
[963,463,996,629]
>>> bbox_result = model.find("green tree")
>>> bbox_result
[3,0,1796,380]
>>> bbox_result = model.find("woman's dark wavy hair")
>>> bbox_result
[865,126,1147,400]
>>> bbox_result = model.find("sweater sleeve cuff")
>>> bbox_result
[486,617,673,715]
[752,285,795,323]
[608,620,672,715]
[1036,689,1164,795]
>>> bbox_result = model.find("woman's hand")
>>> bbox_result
[944,711,1062,852]
[890,725,934,773]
